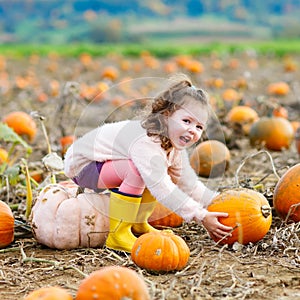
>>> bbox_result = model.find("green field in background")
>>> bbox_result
[1,40,300,58]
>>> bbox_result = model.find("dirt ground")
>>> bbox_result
[0,52,300,299]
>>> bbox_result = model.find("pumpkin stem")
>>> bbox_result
[261,205,271,218]
[76,186,85,196]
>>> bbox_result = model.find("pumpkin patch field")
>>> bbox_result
[0,49,300,299]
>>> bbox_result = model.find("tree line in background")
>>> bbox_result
[1,0,300,44]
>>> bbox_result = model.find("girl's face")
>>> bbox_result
[167,97,208,150]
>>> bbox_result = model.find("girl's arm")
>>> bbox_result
[168,150,218,207]
[131,140,233,237]
[131,140,212,221]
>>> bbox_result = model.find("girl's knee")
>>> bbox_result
[122,160,145,193]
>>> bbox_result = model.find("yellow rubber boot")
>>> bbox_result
[132,188,160,235]
[105,189,141,253]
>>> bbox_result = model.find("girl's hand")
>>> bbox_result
[201,211,233,239]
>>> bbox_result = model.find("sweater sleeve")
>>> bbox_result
[172,150,219,208]
[130,139,210,222]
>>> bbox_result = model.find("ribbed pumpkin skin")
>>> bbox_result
[0,200,14,248]
[249,117,294,151]
[31,181,109,249]
[131,230,190,272]
[273,163,300,222]
[76,266,150,300]
[148,202,184,228]
[207,188,272,245]
[24,286,73,300]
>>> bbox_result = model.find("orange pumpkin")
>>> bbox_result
[221,88,241,102]
[142,55,159,69]
[79,53,93,67]
[31,181,109,249]
[273,163,300,222]
[226,105,259,135]
[174,54,191,68]
[232,77,248,89]
[285,61,298,72]
[207,188,272,245]
[267,81,290,96]
[185,60,204,73]
[212,77,224,88]
[0,200,14,248]
[249,117,294,151]
[248,58,258,69]
[272,106,288,119]
[29,170,44,183]
[131,230,190,272]
[283,58,297,72]
[60,135,75,156]
[190,140,230,178]
[205,77,224,89]
[148,202,184,228]
[283,56,297,72]
[76,266,150,300]
[2,111,37,142]
[228,58,240,69]
[24,286,72,300]
[101,66,119,81]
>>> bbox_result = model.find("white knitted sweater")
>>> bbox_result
[64,120,217,222]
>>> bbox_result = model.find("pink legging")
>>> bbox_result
[97,160,145,195]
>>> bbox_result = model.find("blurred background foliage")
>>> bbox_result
[1,0,300,45]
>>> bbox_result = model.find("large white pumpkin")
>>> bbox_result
[31,181,110,250]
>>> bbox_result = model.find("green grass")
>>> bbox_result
[1,39,300,58]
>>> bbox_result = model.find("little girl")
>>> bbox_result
[64,74,232,252]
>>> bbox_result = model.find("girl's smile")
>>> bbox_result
[167,97,208,150]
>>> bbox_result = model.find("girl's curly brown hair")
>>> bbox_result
[141,74,210,151]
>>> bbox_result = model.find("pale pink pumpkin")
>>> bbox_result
[31,181,109,249]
